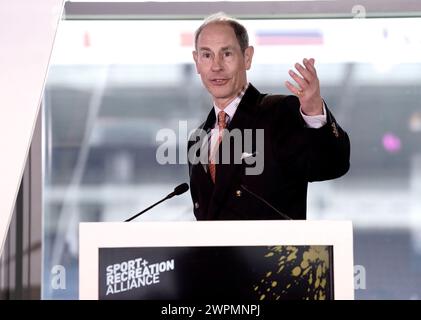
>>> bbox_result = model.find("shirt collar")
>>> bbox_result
[213,83,249,124]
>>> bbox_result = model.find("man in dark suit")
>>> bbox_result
[188,13,350,220]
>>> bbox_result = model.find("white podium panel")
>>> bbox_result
[80,220,353,300]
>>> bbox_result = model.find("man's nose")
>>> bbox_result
[211,56,223,71]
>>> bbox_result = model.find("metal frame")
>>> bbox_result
[0,110,42,300]
[64,0,421,20]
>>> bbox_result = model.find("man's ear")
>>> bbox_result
[192,50,199,74]
[244,46,254,70]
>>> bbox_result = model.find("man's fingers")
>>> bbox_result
[285,81,302,96]
[288,69,307,89]
[303,58,317,75]
[286,58,320,97]
[295,62,313,82]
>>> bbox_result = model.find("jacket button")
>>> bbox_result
[194,202,199,209]
[235,190,242,197]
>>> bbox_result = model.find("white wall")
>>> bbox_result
[0,0,64,256]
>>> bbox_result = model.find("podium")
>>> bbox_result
[79,221,354,300]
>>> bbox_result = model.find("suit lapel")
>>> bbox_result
[208,84,261,218]
[189,108,215,185]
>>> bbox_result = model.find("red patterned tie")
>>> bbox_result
[209,111,227,183]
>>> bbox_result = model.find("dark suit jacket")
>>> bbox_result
[188,83,350,220]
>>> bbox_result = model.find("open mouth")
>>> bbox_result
[210,78,229,86]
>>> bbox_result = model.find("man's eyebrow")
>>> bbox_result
[221,46,235,51]
[198,46,235,52]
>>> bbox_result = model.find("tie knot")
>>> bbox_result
[218,111,227,130]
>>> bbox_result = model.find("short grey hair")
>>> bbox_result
[194,12,249,53]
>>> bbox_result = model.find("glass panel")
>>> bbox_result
[43,18,421,299]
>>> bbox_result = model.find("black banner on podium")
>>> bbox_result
[99,245,333,300]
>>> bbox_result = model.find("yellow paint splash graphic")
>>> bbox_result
[253,245,331,300]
